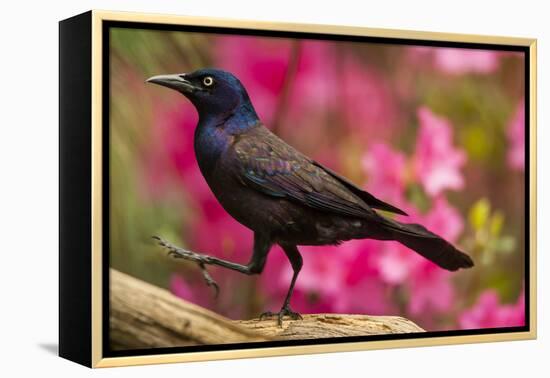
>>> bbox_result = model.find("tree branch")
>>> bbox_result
[110,268,425,351]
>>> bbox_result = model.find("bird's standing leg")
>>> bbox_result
[260,244,303,326]
[153,233,271,297]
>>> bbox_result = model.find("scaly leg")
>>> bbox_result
[260,244,303,326]
[153,233,271,297]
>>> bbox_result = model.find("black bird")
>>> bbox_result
[147,68,474,324]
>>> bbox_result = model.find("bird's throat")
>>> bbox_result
[194,101,259,176]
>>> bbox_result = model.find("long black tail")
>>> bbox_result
[382,218,474,271]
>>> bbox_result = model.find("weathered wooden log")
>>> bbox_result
[110,269,270,350]
[110,269,424,350]
[236,314,424,339]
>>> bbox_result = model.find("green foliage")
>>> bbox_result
[469,198,491,231]
[407,183,430,213]
[467,198,516,266]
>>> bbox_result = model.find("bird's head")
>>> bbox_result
[147,68,256,121]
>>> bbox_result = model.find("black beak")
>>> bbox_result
[146,73,197,94]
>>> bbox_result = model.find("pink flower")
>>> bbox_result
[377,244,418,285]
[214,37,398,140]
[378,197,463,317]
[285,289,336,314]
[265,243,357,302]
[459,290,525,329]
[280,41,341,136]
[378,249,456,319]
[407,197,463,315]
[261,239,394,315]
[434,48,500,75]
[191,209,253,262]
[422,196,464,242]
[406,47,501,75]
[334,277,395,315]
[361,139,465,318]
[140,101,197,199]
[413,107,466,196]
[376,241,456,318]
[507,100,525,171]
[213,35,292,124]
[339,57,398,138]
[170,274,211,309]
[288,41,338,113]
[408,263,455,316]
[362,143,407,204]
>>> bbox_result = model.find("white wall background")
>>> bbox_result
[0,0,546,376]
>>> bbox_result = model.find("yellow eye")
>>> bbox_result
[203,76,214,86]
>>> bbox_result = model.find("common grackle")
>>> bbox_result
[147,68,474,325]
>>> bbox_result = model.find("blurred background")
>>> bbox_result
[109,27,526,332]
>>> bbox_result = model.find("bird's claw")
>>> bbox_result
[198,262,220,298]
[153,236,219,298]
[155,239,205,263]
[259,305,303,326]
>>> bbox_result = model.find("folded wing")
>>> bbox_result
[233,126,406,219]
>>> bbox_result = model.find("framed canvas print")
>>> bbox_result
[59,10,537,368]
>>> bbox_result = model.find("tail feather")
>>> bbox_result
[383,218,474,271]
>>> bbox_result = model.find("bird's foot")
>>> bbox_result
[153,236,207,263]
[259,305,303,326]
[152,236,219,298]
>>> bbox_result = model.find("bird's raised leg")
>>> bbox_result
[260,244,303,326]
[153,233,271,297]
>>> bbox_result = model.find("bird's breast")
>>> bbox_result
[193,126,251,220]
[194,126,232,175]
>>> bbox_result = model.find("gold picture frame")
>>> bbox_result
[59,9,537,368]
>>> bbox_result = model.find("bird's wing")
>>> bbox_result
[233,127,392,219]
[312,162,407,215]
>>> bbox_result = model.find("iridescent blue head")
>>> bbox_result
[147,68,258,126]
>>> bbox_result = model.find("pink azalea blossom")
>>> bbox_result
[375,203,429,286]
[422,196,464,242]
[459,290,525,329]
[155,105,198,174]
[407,262,455,316]
[278,41,342,138]
[287,41,338,115]
[334,277,395,315]
[261,239,393,315]
[284,289,336,314]
[361,133,464,319]
[507,100,525,171]
[362,142,407,204]
[215,37,397,139]
[213,35,292,124]
[407,196,463,315]
[378,197,463,317]
[288,43,399,140]
[406,47,500,75]
[170,274,212,309]
[263,243,356,303]
[434,48,500,75]
[339,57,398,138]
[191,208,253,262]
[377,244,418,285]
[413,107,466,196]
[140,101,197,198]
